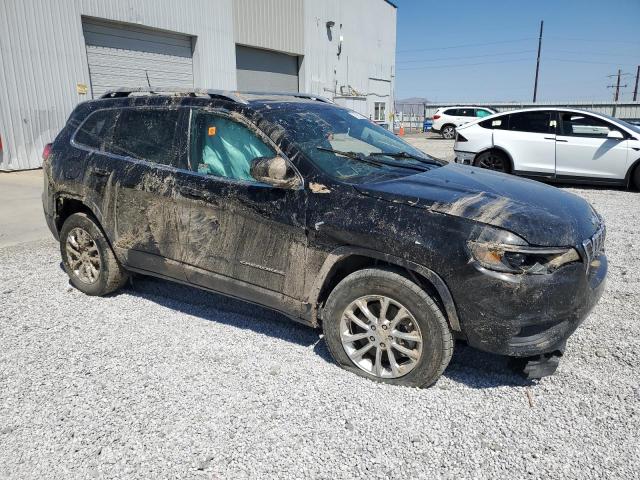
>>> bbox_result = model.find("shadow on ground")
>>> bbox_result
[109,274,533,389]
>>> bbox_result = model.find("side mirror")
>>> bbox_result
[607,130,624,140]
[250,156,301,188]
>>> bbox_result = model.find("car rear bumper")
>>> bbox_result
[453,253,607,357]
[453,150,474,165]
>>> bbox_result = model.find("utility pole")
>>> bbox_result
[607,69,628,116]
[532,20,543,103]
[633,65,640,102]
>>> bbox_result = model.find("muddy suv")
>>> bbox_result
[43,88,607,387]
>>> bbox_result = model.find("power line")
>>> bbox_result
[546,36,640,46]
[397,58,532,71]
[546,58,638,66]
[396,50,536,65]
[397,37,535,53]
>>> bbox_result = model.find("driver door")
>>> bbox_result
[179,108,309,309]
[555,112,629,180]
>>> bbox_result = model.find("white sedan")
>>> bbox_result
[453,107,640,189]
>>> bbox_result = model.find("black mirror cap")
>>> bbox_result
[250,156,301,188]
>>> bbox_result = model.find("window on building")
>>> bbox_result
[374,102,386,122]
[507,111,554,134]
[189,111,275,182]
[109,108,180,166]
[74,109,117,150]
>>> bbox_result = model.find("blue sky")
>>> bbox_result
[394,0,640,102]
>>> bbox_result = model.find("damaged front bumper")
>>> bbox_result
[454,253,607,358]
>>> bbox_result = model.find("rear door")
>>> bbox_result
[492,111,556,175]
[455,107,476,127]
[177,107,308,311]
[555,112,629,180]
[96,106,190,280]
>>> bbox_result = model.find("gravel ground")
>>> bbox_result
[1,144,639,478]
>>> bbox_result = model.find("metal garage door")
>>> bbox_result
[236,45,299,92]
[82,19,194,98]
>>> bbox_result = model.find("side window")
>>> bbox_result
[475,109,492,118]
[189,111,275,182]
[508,111,553,134]
[109,108,180,166]
[74,109,116,150]
[444,108,459,116]
[480,115,508,130]
[458,108,475,117]
[559,113,617,138]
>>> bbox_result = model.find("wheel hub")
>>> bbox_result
[65,227,101,284]
[339,295,423,379]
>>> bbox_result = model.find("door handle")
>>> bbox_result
[179,186,206,199]
[544,137,555,141]
[556,139,568,143]
[93,167,111,177]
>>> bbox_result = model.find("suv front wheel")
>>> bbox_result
[60,212,128,296]
[323,268,453,388]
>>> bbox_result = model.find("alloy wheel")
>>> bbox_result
[66,227,101,284]
[478,153,506,171]
[442,126,456,139]
[340,295,423,378]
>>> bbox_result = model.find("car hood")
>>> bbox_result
[354,163,601,247]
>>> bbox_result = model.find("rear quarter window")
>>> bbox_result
[480,115,508,130]
[74,109,116,150]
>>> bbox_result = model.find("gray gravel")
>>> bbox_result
[1,180,639,477]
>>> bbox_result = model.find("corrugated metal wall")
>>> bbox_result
[233,0,304,55]
[0,0,397,170]
[0,0,236,171]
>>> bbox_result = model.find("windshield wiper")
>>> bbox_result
[369,151,444,166]
[316,147,427,172]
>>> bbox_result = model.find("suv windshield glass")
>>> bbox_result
[257,103,441,183]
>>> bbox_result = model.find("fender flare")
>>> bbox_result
[624,155,640,187]
[309,246,461,332]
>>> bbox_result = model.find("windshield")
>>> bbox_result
[595,112,640,135]
[256,102,442,183]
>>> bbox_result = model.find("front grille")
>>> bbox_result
[581,224,606,272]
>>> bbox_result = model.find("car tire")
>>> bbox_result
[323,268,453,388]
[632,164,640,190]
[441,124,456,139]
[474,150,510,173]
[60,212,128,296]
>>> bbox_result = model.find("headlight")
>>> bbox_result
[469,242,580,275]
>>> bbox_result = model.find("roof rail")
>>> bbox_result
[99,87,248,104]
[240,91,335,104]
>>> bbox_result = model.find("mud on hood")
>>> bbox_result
[354,163,601,247]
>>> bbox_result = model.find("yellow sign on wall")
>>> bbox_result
[76,83,88,95]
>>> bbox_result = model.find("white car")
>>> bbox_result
[454,107,640,188]
[431,106,496,139]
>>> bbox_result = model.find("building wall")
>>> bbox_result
[0,0,396,171]
[0,0,236,171]
[234,0,304,56]
[301,0,397,122]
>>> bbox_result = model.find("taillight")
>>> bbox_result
[456,133,468,142]
[433,115,441,120]
[0,134,3,153]
[42,143,53,161]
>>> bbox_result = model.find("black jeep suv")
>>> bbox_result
[42,88,607,387]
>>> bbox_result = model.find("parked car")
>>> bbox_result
[454,107,640,188]
[431,106,497,139]
[43,88,607,387]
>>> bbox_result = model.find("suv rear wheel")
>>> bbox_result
[60,213,128,296]
[441,124,456,139]
[474,150,509,173]
[323,268,453,388]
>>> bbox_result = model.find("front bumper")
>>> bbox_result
[453,150,474,165]
[453,253,607,357]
